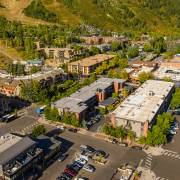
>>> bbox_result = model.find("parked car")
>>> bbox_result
[83,164,95,173]
[94,150,107,158]
[96,114,101,120]
[58,153,68,162]
[59,172,73,180]
[80,145,88,150]
[74,177,89,180]
[167,133,174,142]
[80,145,95,154]
[118,142,128,147]
[64,167,77,177]
[67,163,82,172]
[106,138,118,144]
[72,161,84,168]
[57,125,65,131]
[131,146,142,150]
[169,130,176,135]
[75,158,87,165]
[68,128,78,133]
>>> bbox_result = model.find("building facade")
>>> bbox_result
[68,54,114,76]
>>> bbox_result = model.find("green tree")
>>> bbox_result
[118,69,129,80]
[163,76,173,82]
[122,88,129,98]
[99,107,107,115]
[31,125,46,138]
[170,88,180,110]
[30,66,40,74]
[111,42,121,51]
[144,43,152,52]
[127,130,136,141]
[127,47,139,58]
[119,58,128,69]
[150,36,167,54]
[138,71,154,84]
[89,46,101,55]
[112,92,118,99]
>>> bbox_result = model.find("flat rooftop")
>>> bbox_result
[113,80,174,123]
[131,66,154,78]
[68,54,114,67]
[0,133,36,165]
[154,67,180,82]
[53,78,126,113]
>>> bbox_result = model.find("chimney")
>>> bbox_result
[111,113,116,127]
[114,82,120,93]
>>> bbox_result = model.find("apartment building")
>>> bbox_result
[111,80,174,138]
[52,78,126,121]
[40,47,85,63]
[0,69,67,97]
[68,54,114,76]
[0,133,43,180]
[81,36,128,45]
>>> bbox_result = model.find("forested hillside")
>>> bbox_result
[0,0,180,35]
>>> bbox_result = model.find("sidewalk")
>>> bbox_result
[143,146,164,156]
[138,167,156,180]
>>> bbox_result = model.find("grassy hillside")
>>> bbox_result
[0,0,180,35]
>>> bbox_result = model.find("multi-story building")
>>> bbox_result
[111,80,174,138]
[0,133,43,180]
[81,36,128,45]
[39,47,85,63]
[0,69,67,97]
[52,78,126,121]
[68,54,114,76]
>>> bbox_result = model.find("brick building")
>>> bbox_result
[52,78,126,121]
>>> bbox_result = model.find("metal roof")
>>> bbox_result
[0,135,36,165]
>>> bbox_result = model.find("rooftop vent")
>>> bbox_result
[149,91,155,96]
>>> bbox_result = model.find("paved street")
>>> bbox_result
[0,107,39,135]
[151,115,180,180]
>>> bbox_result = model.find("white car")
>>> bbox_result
[74,177,88,180]
[75,158,87,165]
[57,125,65,131]
[169,130,176,135]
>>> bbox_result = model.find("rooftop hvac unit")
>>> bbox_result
[149,91,155,96]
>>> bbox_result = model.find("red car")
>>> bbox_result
[64,168,77,177]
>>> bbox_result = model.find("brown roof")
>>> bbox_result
[68,54,114,67]
[129,60,158,67]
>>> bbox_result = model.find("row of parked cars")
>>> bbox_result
[86,114,102,128]
[57,144,107,180]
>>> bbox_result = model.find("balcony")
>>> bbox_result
[4,148,42,177]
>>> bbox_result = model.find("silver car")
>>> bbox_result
[83,164,95,173]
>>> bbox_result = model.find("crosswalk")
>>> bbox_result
[162,149,180,159]
[156,176,169,180]
[10,121,39,135]
[144,154,153,169]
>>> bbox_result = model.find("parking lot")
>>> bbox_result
[39,131,146,180]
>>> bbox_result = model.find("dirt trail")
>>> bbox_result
[0,0,50,25]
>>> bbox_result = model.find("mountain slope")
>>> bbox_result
[0,0,180,35]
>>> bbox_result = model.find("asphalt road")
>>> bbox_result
[0,107,39,135]
[39,131,146,180]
